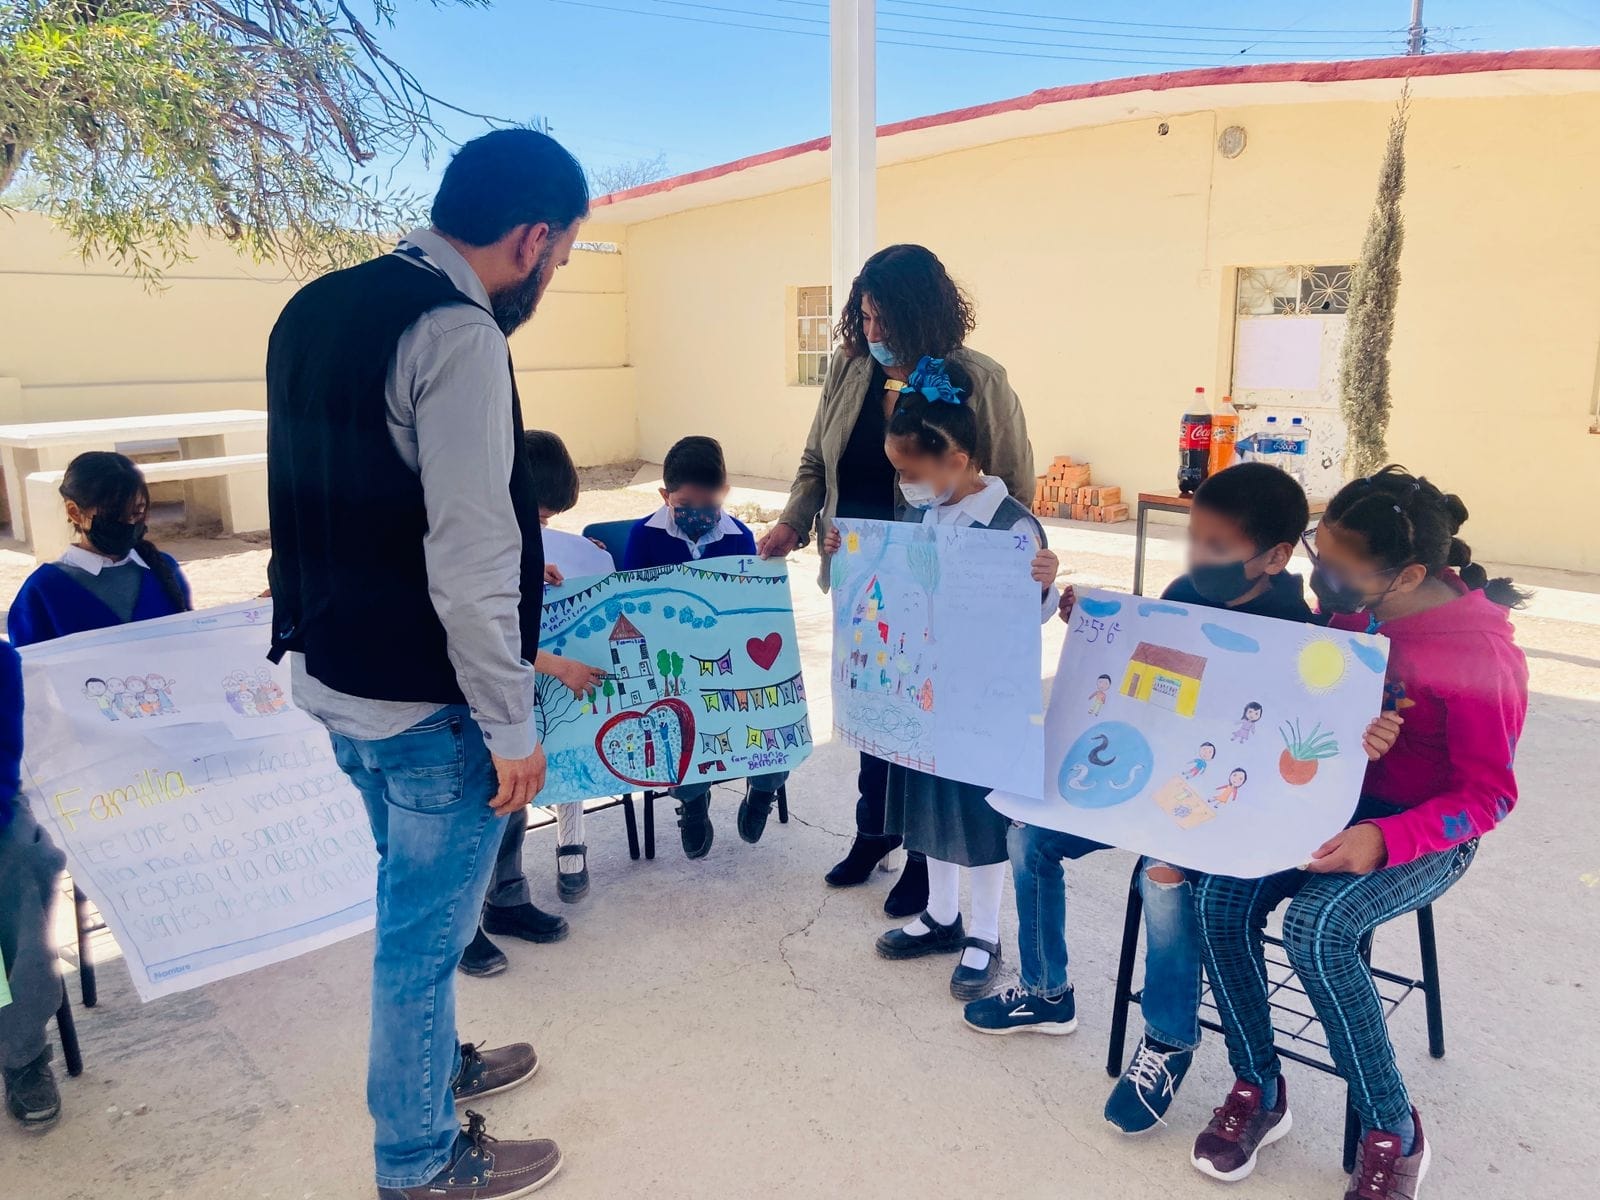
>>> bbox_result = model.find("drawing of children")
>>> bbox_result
[255,670,287,715]
[1211,767,1248,806]
[121,676,148,719]
[918,678,935,713]
[145,672,177,713]
[1088,673,1113,716]
[106,677,128,717]
[83,678,118,721]
[1231,701,1264,743]
[1181,741,1217,780]
[222,672,246,714]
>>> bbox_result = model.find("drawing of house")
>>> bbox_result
[1121,642,1207,718]
[846,572,931,698]
[608,614,660,705]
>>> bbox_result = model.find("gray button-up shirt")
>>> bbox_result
[290,229,539,757]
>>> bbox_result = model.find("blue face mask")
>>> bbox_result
[868,341,898,368]
[673,506,721,542]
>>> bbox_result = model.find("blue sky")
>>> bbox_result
[374,0,1600,193]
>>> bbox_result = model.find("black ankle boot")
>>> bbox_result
[825,833,901,888]
[884,852,930,918]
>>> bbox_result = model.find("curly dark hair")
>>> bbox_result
[834,244,976,364]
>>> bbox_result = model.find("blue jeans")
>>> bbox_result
[673,770,788,804]
[1008,823,1203,1051]
[329,706,507,1190]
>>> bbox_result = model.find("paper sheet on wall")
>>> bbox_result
[829,519,1044,797]
[535,557,812,804]
[988,589,1389,877]
[1233,315,1324,391]
[18,603,378,1002]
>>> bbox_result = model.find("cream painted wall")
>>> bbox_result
[622,92,1600,572]
[0,213,635,465]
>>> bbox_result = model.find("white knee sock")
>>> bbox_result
[961,862,1006,970]
[904,857,962,934]
[555,803,586,874]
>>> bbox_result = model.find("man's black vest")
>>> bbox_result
[265,253,544,704]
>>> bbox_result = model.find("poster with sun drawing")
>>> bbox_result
[830,518,1045,797]
[534,557,811,805]
[988,588,1389,877]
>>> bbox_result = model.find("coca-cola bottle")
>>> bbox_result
[1178,387,1212,496]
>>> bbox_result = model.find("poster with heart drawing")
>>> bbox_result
[534,556,812,804]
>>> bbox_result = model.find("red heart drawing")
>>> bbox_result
[594,698,695,787]
[746,633,783,671]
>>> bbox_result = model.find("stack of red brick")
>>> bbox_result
[1030,456,1130,524]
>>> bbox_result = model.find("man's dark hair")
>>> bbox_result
[663,436,727,492]
[1193,462,1309,551]
[522,429,580,514]
[431,128,590,247]
[835,244,976,364]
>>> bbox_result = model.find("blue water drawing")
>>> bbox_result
[1200,623,1260,654]
[1058,721,1154,808]
[1349,639,1387,674]
[1138,602,1188,618]
[1078,596,1123,618]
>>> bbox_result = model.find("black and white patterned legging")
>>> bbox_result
[1196,836,1478,1137]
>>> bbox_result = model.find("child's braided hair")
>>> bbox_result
[1324,465,1527,608]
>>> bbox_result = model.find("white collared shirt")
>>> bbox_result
[59,544,148,575]
[646,504,741,560]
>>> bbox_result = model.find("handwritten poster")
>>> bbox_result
[18,603,377,1002]
[535,558,812,804]
[988,588,1389,877]
[829,519,1045,797]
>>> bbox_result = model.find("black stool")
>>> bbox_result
[1106,862,1445,1171]
[625,784,790,860]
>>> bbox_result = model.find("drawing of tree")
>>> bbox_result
[535,674,589,741]
[670,652,685,696]
[657,648,672,686]
[907,540,941,595]
[602,678,616,713]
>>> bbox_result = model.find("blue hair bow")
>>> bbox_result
[907,356,964,405]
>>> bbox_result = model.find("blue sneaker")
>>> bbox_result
[962,985,1078,1036]
[1105,1035,1194,1134]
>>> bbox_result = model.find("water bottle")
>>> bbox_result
[1284,417,1311,487]
[1258,416,1283,471]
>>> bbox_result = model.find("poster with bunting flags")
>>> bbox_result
[535,557,811,802]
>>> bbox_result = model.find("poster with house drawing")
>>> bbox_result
[535,557,811,804]
[988,588,1390,877]
[830,519,1045,798]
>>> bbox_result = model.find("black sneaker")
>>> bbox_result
[875,910,965,959]
[737,784,779,844]
[884,852,930,918]
[555,843,589,903]
[453,1042,539,1102]
[677,795,713,859]
[963,985,1078,1036]
[458,928,508,978]
[824,833,900,887]
[482,903,569,944]
[949,936,1003,1001]
[377,1110,562,1199]
[4,1047,61,1132]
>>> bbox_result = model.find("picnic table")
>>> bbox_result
[0,409,267,550]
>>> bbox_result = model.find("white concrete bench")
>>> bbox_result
[25,452,267,562]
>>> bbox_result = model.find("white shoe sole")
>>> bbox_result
[456,1054,540,1102]
[1190,1107,1293,1183]
[962,1016,1079,1037]
[504,1149,564,1197]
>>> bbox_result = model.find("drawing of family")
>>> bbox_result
[82,674,177,721]
[224,668,289,718]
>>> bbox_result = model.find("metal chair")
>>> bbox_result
[1105,862,1445,1172]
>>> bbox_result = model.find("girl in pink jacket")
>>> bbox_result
[1189,467,1528,1200]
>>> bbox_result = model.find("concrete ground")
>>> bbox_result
[3,467,1597,1200]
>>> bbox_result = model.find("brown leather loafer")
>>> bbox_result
[452,1042,539,1102]
[378,1111,562,1199]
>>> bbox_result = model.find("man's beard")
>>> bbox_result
[490,247,552,336]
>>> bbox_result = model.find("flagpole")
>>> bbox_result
[831,0,876,316]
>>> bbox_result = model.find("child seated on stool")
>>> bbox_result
[621,436,785,858]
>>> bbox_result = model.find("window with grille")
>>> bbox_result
[795,285,833,386]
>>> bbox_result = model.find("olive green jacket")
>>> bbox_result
[776,346,1036,590]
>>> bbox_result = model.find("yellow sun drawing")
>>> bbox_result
[1298,637,1348,693]
[845,530,861,554]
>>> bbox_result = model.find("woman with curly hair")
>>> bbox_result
[757,244,1036,914]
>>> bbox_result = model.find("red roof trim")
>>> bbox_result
[593,49,1600,212]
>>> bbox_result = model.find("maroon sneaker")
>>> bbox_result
[1345,1109,1431,1199]
[1191,1077,1293,1182]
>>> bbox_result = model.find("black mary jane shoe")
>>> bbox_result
[556,843,590,903]
[949,936,1003,1001]
[875,910,966,960]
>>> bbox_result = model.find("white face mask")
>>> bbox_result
[900,480,956,510]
